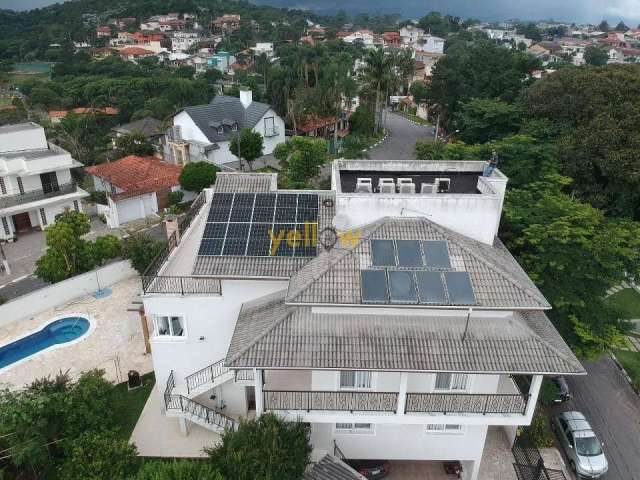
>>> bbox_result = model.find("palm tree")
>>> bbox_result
[361,48,390,134]
[395,48,415,95]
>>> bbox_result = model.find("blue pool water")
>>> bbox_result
[0,317,90,369]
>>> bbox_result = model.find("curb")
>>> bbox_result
[392,112,432,128]
[610,352,640,397]
[362,129,390,153]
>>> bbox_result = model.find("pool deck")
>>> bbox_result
[0,277,152,389]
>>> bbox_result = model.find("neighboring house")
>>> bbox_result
[131,32,166,53]
[383,32,401,47]
[115,17,137,30]
[211,15,240,34]
[0,123,89,241]
[414,51,444,77]
[400,25,425,47]
[137,160,584,478]
[170,31,201,52]
[119,47,157,62]
[250,42,274,58]
[85,155,187,228]
[341,30,375,47]
[165,90,285,166]
[48,107,119,124]
[207,51,235,72]
[96,26,112,38]
[187,54,213,73]
[418,34,445,54]
[110,117,163,152]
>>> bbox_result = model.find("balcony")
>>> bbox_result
[405,392,528,415]
[141,275,222,295]
[0,182,79,210]
[263,390,398,413]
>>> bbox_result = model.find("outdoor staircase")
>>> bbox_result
[163,360,254,433]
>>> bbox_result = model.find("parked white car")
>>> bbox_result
[552,411,608,479]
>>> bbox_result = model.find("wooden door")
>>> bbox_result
[12,212,31,232]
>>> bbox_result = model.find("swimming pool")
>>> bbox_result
[0,317,91,369]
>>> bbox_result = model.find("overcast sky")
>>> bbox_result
[2,0,640,25]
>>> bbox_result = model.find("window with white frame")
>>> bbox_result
[339,371,373,389]
[154,315,185,338]
[434,373,469,391]
[335,423,373,434]
[425,424,464,434]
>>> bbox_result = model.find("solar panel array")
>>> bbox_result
[361,239,476,305]
[198,192,319,257]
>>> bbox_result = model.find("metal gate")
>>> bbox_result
[512,429,567,480]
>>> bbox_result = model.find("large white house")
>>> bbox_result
[0,123,89,241]
[136,160,584,478]
[164,90,285,166]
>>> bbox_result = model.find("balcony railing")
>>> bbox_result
[141,275,222,295]
[262,390,529,416]
[0,182,78,209]
[185,359,228,394]
[263,390,399,413]
[405,392,528,415]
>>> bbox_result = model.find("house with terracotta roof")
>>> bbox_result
[96,26,112,38]
[85,155,187,227]
[48,107,119,124]
[119,46,157,62]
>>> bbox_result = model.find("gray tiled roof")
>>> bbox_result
[182,96,272,143]
[112,117,162,137]
[286,217,550,309]
[305,455,366,480]
[191,175,336,278]
[225,290,585,375]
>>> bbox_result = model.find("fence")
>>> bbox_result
[512,429,567,480]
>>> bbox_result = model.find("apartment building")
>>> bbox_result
[139,160,584,479]
[0,123,89,241]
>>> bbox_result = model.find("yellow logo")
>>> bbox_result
[268,225,361,255]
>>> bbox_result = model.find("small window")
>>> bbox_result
[425,424,464,434]
[339,371,373,389]
[155,315,185,337]
[335,423,373,434]
[434,373,469,391]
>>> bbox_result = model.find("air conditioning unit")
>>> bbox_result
[380,183,395,194]
[356,178,372,193]
[399,182,415,194]
[435,178,451,193]
[378,178,395,192]
[421,183,436,194]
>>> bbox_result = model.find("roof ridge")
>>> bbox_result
[423,218,549,308]
[285,219,388,303]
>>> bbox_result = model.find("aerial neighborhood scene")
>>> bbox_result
[2,0,640,478]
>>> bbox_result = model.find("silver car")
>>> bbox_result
[552,411,608,479]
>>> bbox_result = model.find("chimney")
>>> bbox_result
[239,89,252,108]
[164,214,180,244]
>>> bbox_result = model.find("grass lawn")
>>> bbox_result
[395,110,431,125]
[606,288,640,319]
[111,371,155,439]
[614,350,640,391]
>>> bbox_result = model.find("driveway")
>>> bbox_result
[551,356,640,480]
[368,111,434,160]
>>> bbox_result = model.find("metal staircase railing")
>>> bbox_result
[185,359,229,394]
[164,370,238,431]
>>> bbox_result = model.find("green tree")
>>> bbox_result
[274,136,327,188]
[584,46,609,66]
[516,22,542,41]
[598,20,611,32]
[615,21,628,32]
[229,128,264,170]
[135,460,224,480]
[350,105,375,136]
[207,414,311,480]
[35,211,95,282]
[502,174,640,355]
[178,161,219,192]
[521,64,640,217]
[122,233,165,275]
[114,132,156,157]
[361,47,392,133]
[409,80,428,104]
[59,430,139,480]
[454,98,522,144]
[92,235,122,266]
[417,11,461,37]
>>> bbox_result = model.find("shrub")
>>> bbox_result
[538,378,560,406]
[350,105,375,136]
[122,233,165,274]
[168,190,184,206]
[90,190,108,205]
[527,409,555,448]
[179,162,219,192]
[135,460,224,479]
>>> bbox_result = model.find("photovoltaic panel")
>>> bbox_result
[415,271,447,304]
[274,207,297,223]
[203,222,227,238]
[371,240,396,266]
[276,193,298,208]
[255,193,277,208]
[396,240,424,267]
[271,224,295,256]
[211,193,233,206]
[296,208,318,223]
[208,206,231,222]
[246,239,272,256]
[297,193,319,208]
[229,207,253,222]
[424,241,451,269]
[226,222,250,239]
[222,237,248,256]
[361,270,388,303]
[232,193,256,207]
[444,271,476,305]
[252,207,275,223]
[388,270,418,303]
[198,239,224,256]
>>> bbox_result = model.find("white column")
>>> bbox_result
[524,375,543,421]
[254,369,264,417]
[178,417,189,436]
[396,372,408,415]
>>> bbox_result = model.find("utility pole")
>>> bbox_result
[434,114,440,141]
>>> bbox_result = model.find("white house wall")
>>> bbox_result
[251,109,286,156]
[174,111,211,144]
[143,279,288,390]
[115,192,157,225]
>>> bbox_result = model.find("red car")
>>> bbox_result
[346,459,391,479]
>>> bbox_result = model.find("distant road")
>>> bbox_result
[367,111,434,160]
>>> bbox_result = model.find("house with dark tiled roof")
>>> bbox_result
[133,160,585,473]
[165,89,285,166]
[86,155,187,227]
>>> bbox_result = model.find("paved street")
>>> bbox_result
[553,356,640,480]
[369,111,434,160]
